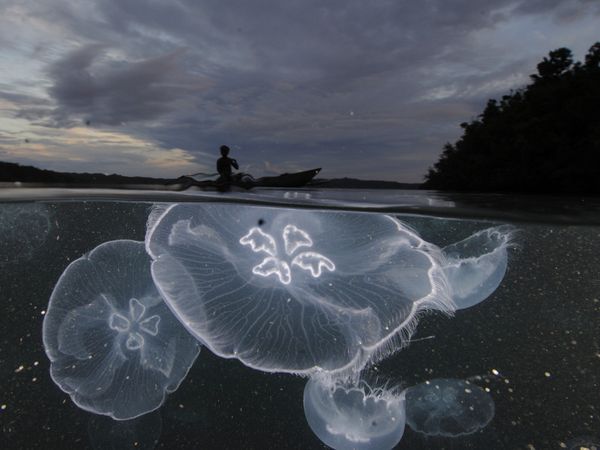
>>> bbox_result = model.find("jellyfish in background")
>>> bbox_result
[146,203,456,375]
[442,226,513,310]
[0,202,52,266]
[303,377,406,450]
[405,378,495,437]
[43,240,200,420]
[146,203,513,376]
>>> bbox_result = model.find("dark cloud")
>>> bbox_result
[513,0,600,18]
[46,44,208,126]
[2,0,599,180]
[0,88,53,124]
[0,89,49,106]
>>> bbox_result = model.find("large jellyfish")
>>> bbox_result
[147,204,513,375]
[303,377,406,450]
[43,239,200,420]
[405,378,495,437]
[442,226,513,309]
[146,203,456,375]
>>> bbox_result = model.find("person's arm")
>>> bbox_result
[231,158,239,170]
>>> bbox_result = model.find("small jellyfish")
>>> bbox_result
[0,202,52,266]
[43,239,200,420]
[405,378,495,437]
[442,225,514,309]
[304,377,406,450]
[146,203,455,375]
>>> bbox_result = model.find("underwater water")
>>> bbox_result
[0,188,599,450]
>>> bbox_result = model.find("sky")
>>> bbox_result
[0,1,598,182]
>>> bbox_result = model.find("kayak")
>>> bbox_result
[172,168,321,191]
[252,168,321,188]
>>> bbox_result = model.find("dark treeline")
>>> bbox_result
[0,161,173,185]
[424,42,600,195]
[314,177,421,189]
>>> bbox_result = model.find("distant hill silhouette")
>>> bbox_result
[0,161,420,190]
[424,42,600,195]
[311,177,421,189]
[0,161,173,186]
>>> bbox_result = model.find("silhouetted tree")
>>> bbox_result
[424,42,600,195]
[584,42,600,69]
[532,48,573,80]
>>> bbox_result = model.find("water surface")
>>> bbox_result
[1,188,599,449]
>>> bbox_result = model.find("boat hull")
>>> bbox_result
[174,168,321,190]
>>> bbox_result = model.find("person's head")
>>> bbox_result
[220,145,230,156]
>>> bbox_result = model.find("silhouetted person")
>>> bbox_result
[216,145,239,183]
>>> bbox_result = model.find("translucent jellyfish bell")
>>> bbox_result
[405,378,495,437]
[442,226,514,309]
[303,377,406,450]
[43,240,200,420]
[146,203,454,375]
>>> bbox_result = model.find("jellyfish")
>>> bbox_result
[303,377,406,450]
[146,203,455,375]
[42,239,201,420]
[405,378,495,437]
[442,226,514,309]
[0,202,51,266]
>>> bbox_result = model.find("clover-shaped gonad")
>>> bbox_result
[240,224,335,285]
